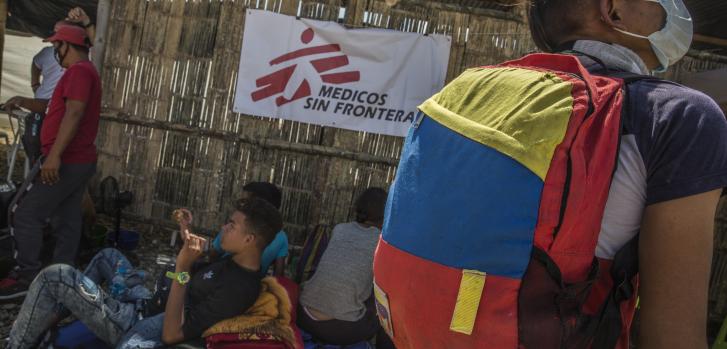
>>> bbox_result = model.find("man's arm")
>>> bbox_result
[2,97,48,114]
[162,233,206,345]
[40,99,86,184]
[161,265,190,344]
[637,189,721,349]
[67,7,95,42]
[31,64,41,93]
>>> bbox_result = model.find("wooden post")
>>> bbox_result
[93,0,112,78]
[0,0,7,98]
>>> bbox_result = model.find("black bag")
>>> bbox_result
[0,234,14,278]
[22,112,44,166]
[144,265,175,317]
[0,184,16,230]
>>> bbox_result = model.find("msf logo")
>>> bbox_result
[251,28,361,106]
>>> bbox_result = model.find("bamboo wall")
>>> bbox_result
[95,0,536,244]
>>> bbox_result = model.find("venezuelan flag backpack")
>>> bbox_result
[373,53,646,349]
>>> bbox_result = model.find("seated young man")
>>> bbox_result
[297,188,394,349]
[7,197,282,349]
[211,182,289,276]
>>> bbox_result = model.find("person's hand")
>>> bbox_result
[176,233,207,271]
[40,155,61,185]
[3,96,26,111]
[172,208,193,240]
[66,7,91,26]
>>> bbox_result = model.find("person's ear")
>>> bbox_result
[244,232,255,245]
[599,0,628,31]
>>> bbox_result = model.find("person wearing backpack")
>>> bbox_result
[372,1,727,348]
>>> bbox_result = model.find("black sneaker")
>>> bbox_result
[0,270,30,301]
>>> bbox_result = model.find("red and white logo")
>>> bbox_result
[251,28,361,106]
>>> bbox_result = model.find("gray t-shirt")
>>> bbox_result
[32,46,64,100]
[300,222,380,321]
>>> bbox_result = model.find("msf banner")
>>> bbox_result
[233,10,451,137]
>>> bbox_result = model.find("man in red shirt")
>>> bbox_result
[0,25,101,300]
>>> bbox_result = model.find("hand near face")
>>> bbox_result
[172,208,193,240]
[176,232,207,271]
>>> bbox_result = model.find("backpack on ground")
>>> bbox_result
[373,53,647,349]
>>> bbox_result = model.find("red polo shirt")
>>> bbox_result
[41,60,101,164]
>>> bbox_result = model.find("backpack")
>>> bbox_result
[294,224,331,284]
[372,53,645,349]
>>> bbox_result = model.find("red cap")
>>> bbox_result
[43,25,91,47]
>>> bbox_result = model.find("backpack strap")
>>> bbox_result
[582,70,650,349]
[562,50,661,85]
[560,49,611,74]
[604,71,658,84]
[590,234,640,349]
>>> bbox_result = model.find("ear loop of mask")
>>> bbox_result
[55,42,69,65]
[614,27,649,40]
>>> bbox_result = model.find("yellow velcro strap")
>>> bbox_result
[450,270,487,335]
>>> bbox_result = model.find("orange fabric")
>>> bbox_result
[374,239,520,349]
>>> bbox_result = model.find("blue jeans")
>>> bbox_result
[8,248,165,349]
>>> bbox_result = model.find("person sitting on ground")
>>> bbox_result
[297,187,395,348]
[211,182,289,276]
[6,197,283,349]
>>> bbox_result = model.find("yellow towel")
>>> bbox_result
[203,277,297,347]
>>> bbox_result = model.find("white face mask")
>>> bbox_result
[614,0,693,72]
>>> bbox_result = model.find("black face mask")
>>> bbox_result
[54,43,68,66]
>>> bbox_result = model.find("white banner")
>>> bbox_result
[233,10,451,137]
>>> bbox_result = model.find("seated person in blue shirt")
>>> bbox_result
[211,182,289,276]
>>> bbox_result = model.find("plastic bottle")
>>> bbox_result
[110,261,129,299]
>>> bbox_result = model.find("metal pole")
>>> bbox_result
[0,0,7,98]
[93,0,113,79]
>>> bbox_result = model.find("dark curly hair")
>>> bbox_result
[242,182,282,209]
[354,187,388,225]
[528,0,590,52]
[234,197,283,250]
